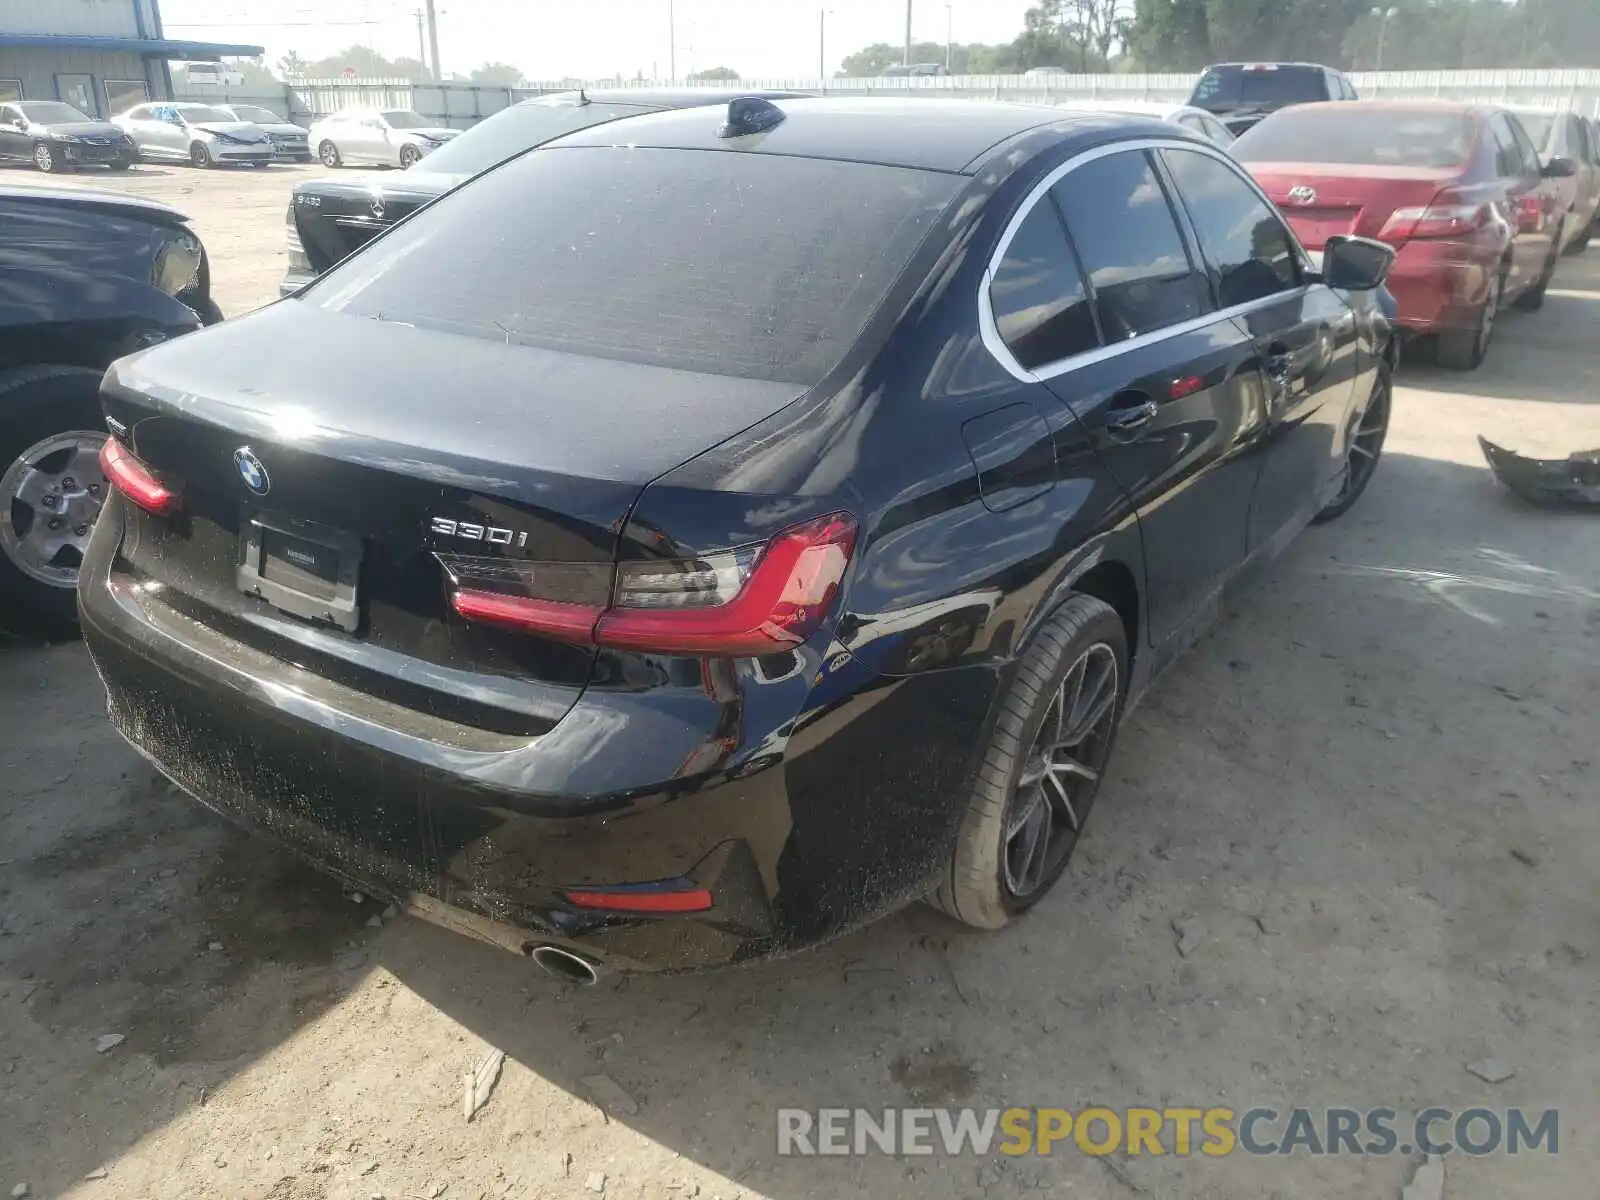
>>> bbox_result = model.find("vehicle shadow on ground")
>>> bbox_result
[2,449,1595,1198]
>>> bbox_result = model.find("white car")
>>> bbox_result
[113,102,275,167]
[182,61,246,88]
[1054,99,1236,148]
[216,103,312,162]
[307,108,460,169]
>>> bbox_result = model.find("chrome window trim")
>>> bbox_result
[979,136,1313,384]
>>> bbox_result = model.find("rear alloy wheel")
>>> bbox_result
[0,367,109,637]
[1435,268,1501,371]
[190,141,214,168]
[932,594,1127,929]
[1515,222,1562,312]
[319,140,342,168]
[399,143,422,168]
[1314,360,1392,523]
[32,142,59,172]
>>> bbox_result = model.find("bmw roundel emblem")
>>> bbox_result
[233,446,271,495]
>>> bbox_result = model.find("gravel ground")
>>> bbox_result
[1,162,1597,1200]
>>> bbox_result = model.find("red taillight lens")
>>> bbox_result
[1379,194,1488,242]
[99,437,182,514]
[564,886,714,914]
[445,511,858,657]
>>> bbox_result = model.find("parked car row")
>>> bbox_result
[78,93,1402,980]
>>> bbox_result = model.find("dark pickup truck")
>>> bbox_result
[284,87,808,295]
[1188,62,1359,138]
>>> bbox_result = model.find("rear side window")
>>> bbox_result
[1051,150,1209,342]
[1233,107,1477,169]
[1162,149,1299,308]
[308,147,959,386]
[1489,115,1525,177]
[989,202,1098,370]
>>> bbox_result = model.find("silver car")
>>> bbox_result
[113,102,275,168]
[307,108,460,169]
[216,103,312,162]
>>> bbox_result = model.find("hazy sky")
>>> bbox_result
[160,0,1038,81]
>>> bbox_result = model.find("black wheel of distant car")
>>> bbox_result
[190,141,214,169]
[32,142,59,173]
[1314,359,1392,524]
[107,157,133,171]
[1435,265,1503,371]
[1515,221,1562,312]
[319,140,342,168]
[399,143,422,168]
[932,594,1127,929]
[0,367,109,638]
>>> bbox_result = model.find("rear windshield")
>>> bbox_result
[417,98,652,178]
[1233,108,1477,169]
[305,147,959,386]
[1191,66,1328,110]
[1513,112,1556,153]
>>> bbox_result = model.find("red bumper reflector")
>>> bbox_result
[565,888,714,914]
[449,588,602,641]
[100,437,183,514]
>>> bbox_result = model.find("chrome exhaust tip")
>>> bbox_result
[530,944,600,986]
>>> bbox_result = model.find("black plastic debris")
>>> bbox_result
[1479,436,1600,509]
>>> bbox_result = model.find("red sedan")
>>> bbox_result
[1233,101,1574,370]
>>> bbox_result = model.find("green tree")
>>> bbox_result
[277,50,308,79]
[688,66,741,81]
[469,61,526,86]
[1126,0,1212,69]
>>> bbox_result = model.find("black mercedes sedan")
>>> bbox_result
[81,98,1397,978]
[283,86,808,296]
[0,100,138,173]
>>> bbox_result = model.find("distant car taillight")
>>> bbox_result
[445,512,858,656]
[100,438,183,515]
[1380,192,1489,242]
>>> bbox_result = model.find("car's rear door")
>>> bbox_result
[1160,145,1363,551]
[1038,145,1263,647]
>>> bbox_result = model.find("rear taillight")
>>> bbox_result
[445,511,858,657]
[1380,193,1488,242]
[564,885,714,914]
[100,437,183,515]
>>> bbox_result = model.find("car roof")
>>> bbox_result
[0,182,187,222]
[1055,99,1195,119]
[549,96,1136,174]
[528,86,810,109]
[1203,61,1338,70]
[1275,99,1489,118]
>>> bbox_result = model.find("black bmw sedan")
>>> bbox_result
[80,97,1396,977]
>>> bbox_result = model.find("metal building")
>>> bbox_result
[0,0,261,116]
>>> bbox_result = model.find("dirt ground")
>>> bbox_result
[2,162,1597,1200]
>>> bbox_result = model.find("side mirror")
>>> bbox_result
[1319,235,1395,291]
[1542,155,1577,179]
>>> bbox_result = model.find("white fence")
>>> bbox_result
[177,68,1600,129]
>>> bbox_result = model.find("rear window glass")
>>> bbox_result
[1233,108,1477,169]
[306,147,959,386]
[418,99,650,178]
[1191,66,1329,109]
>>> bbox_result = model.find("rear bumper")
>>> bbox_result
[79,498,996,972]
[1383,239,1494,335]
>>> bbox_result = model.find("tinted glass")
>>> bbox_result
[419,99,650,178]
[989,201,1098,369]
[1233,107,1476,169]
[1162,149,1299,307]
[308,147,959,386]
[1051,151,1208,342]
[382,110,430,129]
[1514,111,1556,153]
[176,105,233,123]
[1191,65,1329,109]
[18,102,89,124]
[1505,116,1542,175]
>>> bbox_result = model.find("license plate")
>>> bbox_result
[237,514,362,632]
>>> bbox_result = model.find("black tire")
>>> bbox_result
[32,142,59,173]
[1435,267,1503,371]
[0,367,109,639]
[399,143,422,168]
[1314,359,1392,524]
[932,594,1128,929]
[319,140,342,168]
[107,157,133,172]
[189,141,214,169]
[1514,223,1561,312]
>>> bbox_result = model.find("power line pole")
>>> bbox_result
[904,0,913,66]
[414,9,427,70]
[669,0,676,81]
[423,0,442,81]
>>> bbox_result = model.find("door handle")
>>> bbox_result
[1103,396,1158,444]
